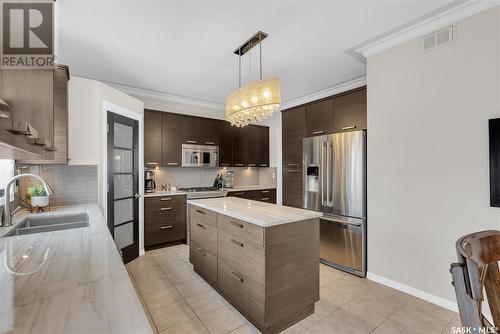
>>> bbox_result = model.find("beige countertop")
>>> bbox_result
[0,204,153,334]
[188,197,321,227]
[143,190,187,198]
[225,185,276,192]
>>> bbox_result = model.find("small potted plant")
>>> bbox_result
[27,183,49,208]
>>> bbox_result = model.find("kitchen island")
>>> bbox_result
[0,204,153,334]
[188,197,322,334]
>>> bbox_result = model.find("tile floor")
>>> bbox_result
[126,244,460,334]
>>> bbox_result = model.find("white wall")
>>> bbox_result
[69,76,146,253]
[366,6,500,308]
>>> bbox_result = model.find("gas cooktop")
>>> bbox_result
[178,186,221,192]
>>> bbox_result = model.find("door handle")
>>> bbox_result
[134,193,141,199]
[326,142,331,205]
[160,225,173,230]
[230,238,244,247]
[231,271,244,283]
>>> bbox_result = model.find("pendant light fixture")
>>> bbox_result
[225,31,281,127]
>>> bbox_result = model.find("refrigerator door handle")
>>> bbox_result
[326,141,330,206]
[321,142,327,206]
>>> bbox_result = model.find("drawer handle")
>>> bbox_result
[196,209,205,215]
[261,190,270,193]
[260,164,268,167]
[197,247,206,256]
[261,197,270,201]
[146,162,158,165]
[230,238,244,247]
[167,162,178,166]
[196,223,206,229]
[288,169,300,173]
[160,225,173,230]
[205,141,215,145]
[312,130,324,135]
[248,164,256,167]
[287,163,299,166]
[160,197,172,201]
[342,125,356,131]
[160,207,173,211]
[186,140,197,143]
[229,221,243,229]
[231,271,244,283]
[234,164,244,167]
[220,163,230,166]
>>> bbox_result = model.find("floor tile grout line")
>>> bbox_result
[367,294,415,334]
[127,267,161,334]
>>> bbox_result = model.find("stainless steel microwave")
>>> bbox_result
[181,144,219,167]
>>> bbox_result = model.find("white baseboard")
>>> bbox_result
[139,248,145,256]
[367,272,458,313]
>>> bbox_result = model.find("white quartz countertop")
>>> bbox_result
[188,197,322,227]
[225,185,276,192]
[0,204,153,334]
[144,190,187,197]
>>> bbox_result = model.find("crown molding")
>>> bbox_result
[106,82,225,111]
[280,76,367,111]
[356,0,500,58]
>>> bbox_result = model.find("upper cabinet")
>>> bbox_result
[162,113,182,167]
[305,99,334,137]
[181,117,219,145]
[282,106,305,166]
[144,110,163,167]
[1,65,70,161]
[333,88,367,133]
[144,111,270,168]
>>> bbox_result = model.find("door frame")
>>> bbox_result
[102,101,145,256]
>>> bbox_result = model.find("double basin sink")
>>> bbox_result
[4,212,90,237]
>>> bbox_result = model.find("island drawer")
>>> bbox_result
[189,205,217,226]
[218,261,265,324]
[190,240,217,287]
[218,228,264,283]
[190,213,218,255]
[218,214,264,247]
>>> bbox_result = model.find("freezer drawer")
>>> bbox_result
[320,216,365,276]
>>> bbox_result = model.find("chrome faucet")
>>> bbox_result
[1,173,51,227]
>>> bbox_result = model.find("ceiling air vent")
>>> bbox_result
[421,25,455,52]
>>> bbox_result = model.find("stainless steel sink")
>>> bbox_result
[5,212,90,237]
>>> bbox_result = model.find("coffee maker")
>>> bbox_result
[145,170,156,193]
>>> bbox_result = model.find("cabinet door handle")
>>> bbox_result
[160,225,173,230]
[186,140,197,144]
[288,169,300,173]
[342,125,356,131]
[260,164,268,167]
[196,223,206,229]
[167,162,178,166]
[230,238,244,247]
[234,164,244,167]
[197,247,206,256]
[312,130,324,135]
[231,271,244,283]
[287,163,299,166]
[160,197,172,201]
[229,221,243,229]
[146,162,158,165]
[160,207,173,211]
[205,141,215,145]
[261,197,270,201]
[248,163,256,167]
[261,190,270,193]
[196,209,205,215]
[220,163,230,166]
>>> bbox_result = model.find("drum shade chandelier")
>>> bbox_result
[225,31,281,127]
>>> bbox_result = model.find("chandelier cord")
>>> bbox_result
[238,48,241,88]
[259,34,262,80]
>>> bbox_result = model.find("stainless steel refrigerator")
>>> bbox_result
[303,130,366,277]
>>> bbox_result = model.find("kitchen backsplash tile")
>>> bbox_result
[151,167,276,189]
[17,165,97,206]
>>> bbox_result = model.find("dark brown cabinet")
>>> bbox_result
[333,88,367,133]
[232,127,246,167]
[219,123,233,167]
[181,117,219,145]
[145,195,186,247]
[282,168,303,208]
[162,113,182,167]
[282,106,305,167]
[227,188,276,204]
[305,99,334,137]
[144,110,163,167]
[256,126,269,167]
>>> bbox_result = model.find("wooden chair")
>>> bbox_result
[450,230,500,333]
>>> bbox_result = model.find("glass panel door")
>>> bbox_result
[107,112,139,264]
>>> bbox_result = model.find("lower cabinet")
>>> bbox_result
[144,195,186,247]
[226,189,276,204]
[189,205,320,334]
[282,168,303,208]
